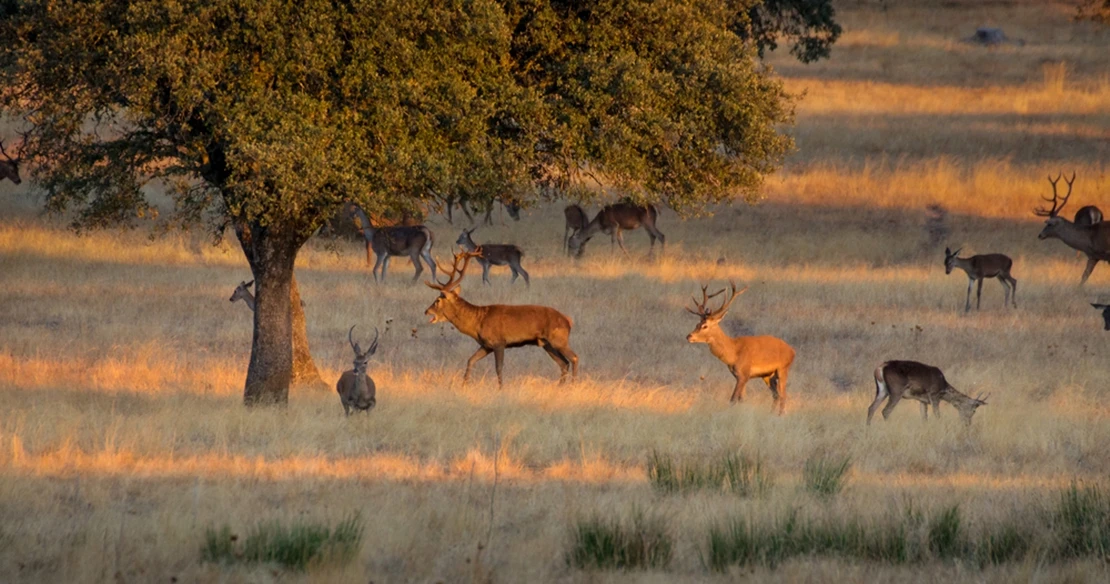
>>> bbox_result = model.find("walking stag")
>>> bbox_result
[0,138,22,185]
[567,202,665,258]
[943,247,1017,312]
[336,326,378,415]
[456,227,530,286]
[868,360,988,426]
[1035,172,1110,285]
[350,206,437,282]
[425,251,578,387]
[563,204,588,253]
[685,282,795,414]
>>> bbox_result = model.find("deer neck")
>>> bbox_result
[238,293,256,312]
[459,238,477,252]
[700,325,736,361]
[441,295,488,339]
[1048,220,1096,252]
[953,256,977,277]
[939,385,977,412]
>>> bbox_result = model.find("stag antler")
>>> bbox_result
[1036,171,1076,217]
[426,249,480,291]
[348,325,380,358]
[974,392,990,405]
[707,280,749,320]
[686,284,724,316]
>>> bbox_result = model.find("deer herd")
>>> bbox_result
[2,140,1090,426]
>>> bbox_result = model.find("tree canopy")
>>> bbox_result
[0,0,823,404]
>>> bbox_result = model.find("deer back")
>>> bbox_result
[564,205,588,230]
[476,304,572,347]
[375,225,431,254]
[968,253,1013,277]
[1075,206,1103,226]
[475,243,523,265]
[878,360,948,400]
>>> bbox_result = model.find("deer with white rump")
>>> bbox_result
[686,281,795,414]
[868,360,988,426]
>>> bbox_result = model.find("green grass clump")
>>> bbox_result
[803,454,852,499]
[202,513,363,571]
[927,505,966,560]
[567,511,672,571]
[648,450,771,497]
[1053,481,1110,559]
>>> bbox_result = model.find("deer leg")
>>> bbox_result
[493,346,505,387]
[1008,276,1017,308]
[463,347,491,386]
[512,260,530,287]
[771,369,788,415]
[615,229,631,257]
[422,248,437,281]
[729,367,750,403]
[409,252,423,282]
[481,260,492,285]
[920,402,928,421]
[964,278,973,312]
[372,253,386,282]
[976,278,983,310]
[881,393,903,420]
[1080,257,1098,286]
[932,396,941,418]
[540,344,570,382]
[365,241,373,268]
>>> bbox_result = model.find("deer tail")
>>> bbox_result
[873,363,888,397]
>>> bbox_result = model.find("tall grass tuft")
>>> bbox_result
[1053,481,1110,559]
[927,505,965,560]
[648,450,771,497]
[202,513,363,571]
[567,511,672,571]
[803,454,852,499]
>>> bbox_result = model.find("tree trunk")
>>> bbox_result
[290,274,328,392]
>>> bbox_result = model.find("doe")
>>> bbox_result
[455,227,530,286]
[868,360,988,426]
[944,247,1017,312]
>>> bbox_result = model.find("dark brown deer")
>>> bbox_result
[563,204,588,253]
[567,202,664,258]
[229,280,256,310]
[686,281,795,414]
[424,250,577,387]
[943,247,1017,312]
[336,325,378,415]
[349,205,437,282]
[1036,172,1110,285]
[442,194,520,225]
[868,360,988,426]
[456,227,530,286]
[0,138,22,185]
[1075,205,1103,226]
[1092,303,1110,331]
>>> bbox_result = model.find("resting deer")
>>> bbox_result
[943,247,1017,312]
[567,202,664,258]
[1035,172,1110,285]
[425,250,577,387]
[336,325,378,415]
[456,227,530,286]
[563,204,588,253]
[0,138,22,185]
[686,281,795,414]
[349,205,437,282]
[1092,303,1110,331]
[868,360,988,426]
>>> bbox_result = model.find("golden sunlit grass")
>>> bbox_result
[2,0,1110,582]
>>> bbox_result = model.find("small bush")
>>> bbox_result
[647,450,770,497]
[975,523,1031,566]
[201,513,363,571]
[927,505,965,560]
[803,454,852,499]
[567,511,672,570]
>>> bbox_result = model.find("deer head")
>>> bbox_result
[229,280,254,303]
[455,227,478,250]
[0,138,23,185]
[340,325,379,412]
[424,249,480,323]
[956,392,989,426]
[685,281,747,343]
[1093,303,1110,331]
[1036,172,1076,240]
[943,247,962,274]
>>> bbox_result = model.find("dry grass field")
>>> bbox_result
[2,1,1110,582]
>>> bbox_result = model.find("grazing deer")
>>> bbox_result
[456,227,530,286]
[685,281,795,414]
[868,360,988,426]
[1035,172,1110,285]
[567,202,665,258]
[0,138,22,185]
[1092,303,1110,331]
[563,204,588,253]
[336,325,378,415]
[349,206,437,282]
[424,250,577,387]
[943,247,1017,312]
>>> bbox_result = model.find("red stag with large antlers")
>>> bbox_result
[1035,172,1110,285]
[868,360,988,426]
[425,250,578,387]
[686,282,795,414]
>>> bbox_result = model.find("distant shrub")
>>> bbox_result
[567,511,672,571]
[648,450,771,497]
[202,513,363,571]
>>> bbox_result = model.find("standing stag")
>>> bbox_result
[868,360,988,426]
[1035,172,1110,285]
[425,251,577,387]
[336,326,378,415]
[349,206,437,282]
[567,202,665,258]
[1092,303,1110,331]
[456,227,530,286]
[563,204,588,253]
[0,138,22,185]
[686,282,795,414]
[943,247,1017,312]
